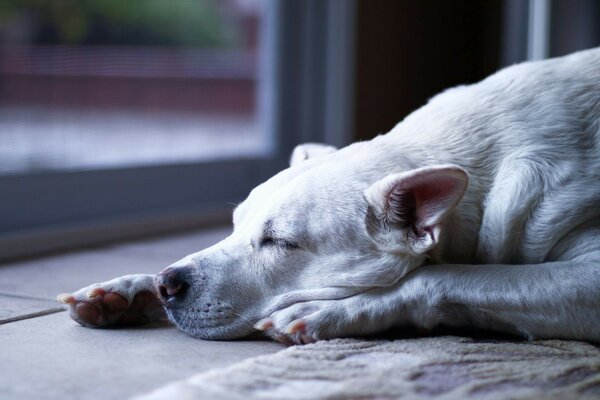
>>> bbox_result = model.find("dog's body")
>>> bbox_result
[59,48,600,344]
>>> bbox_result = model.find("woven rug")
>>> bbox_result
[135,336,600,399]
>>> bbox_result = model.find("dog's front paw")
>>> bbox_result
[254,288,413,345]
[57,274,165,328]
[254,300,347,345]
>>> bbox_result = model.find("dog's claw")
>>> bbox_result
[56,293,75,304]
[273,333,294,345]
[285,319,306,335]
[254,318,273,331]
[86,287,106,298]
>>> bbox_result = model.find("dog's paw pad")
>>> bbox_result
[66,291,128,327]
[75,300,105,326]
[60,289,163,328]
[116,291,162,325]
[102,292,130,314]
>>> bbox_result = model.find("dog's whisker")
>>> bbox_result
[231,309,255,328]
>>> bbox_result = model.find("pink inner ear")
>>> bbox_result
[389,167,467,228]
[414,176,462,221]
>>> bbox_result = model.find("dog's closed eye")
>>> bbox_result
[260,236,299,250]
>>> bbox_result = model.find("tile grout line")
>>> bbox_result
[0,307,65,325]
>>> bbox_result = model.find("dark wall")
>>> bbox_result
[550,0,600,57]
[353,0,503,141]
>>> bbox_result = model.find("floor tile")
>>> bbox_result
[0,294,63,323]
[0,312,283,400]
[0,225,231,300]
[109,225,232,260]
[0,250,161,299]
[0,225,283,400]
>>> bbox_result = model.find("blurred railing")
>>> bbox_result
[0,45,257,113]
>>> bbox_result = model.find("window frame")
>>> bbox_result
[501,0,599,66]
[0,0,356,261]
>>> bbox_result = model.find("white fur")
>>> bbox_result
[66,48,600,344]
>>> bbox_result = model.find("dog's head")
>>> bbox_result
[155,142,468,339]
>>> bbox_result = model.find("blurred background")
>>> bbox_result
[0,0,598,260]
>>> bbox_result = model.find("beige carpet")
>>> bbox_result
[136,336,600,399]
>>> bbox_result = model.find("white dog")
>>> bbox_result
[58,48,600,345]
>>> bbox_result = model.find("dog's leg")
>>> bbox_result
[404,256,600,341]
[260,254,600,344]
[57,274,167,328]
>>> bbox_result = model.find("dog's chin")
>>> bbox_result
[165,309,255,340]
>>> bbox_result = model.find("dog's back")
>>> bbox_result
[380,47,600,265]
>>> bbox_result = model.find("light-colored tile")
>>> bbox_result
[0,225,231,300]
[0,250,161,299]
[0,312,283,400]
[110,225,232,260]
[0,226,282,400]
[0,294,63,323]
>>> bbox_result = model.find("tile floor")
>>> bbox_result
[0,226,283,400]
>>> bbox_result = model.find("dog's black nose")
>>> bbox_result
[155,267,189,304]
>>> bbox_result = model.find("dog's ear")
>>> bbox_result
[290,143,337,167]
[365,165,468,253]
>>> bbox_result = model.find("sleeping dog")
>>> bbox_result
[58,47,600,345]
